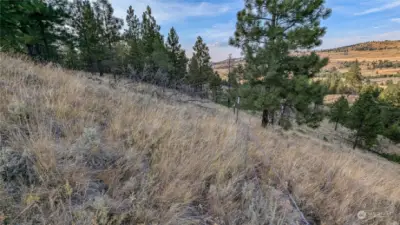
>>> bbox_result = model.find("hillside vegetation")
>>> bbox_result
[1,55,400,224]
[214,40,400,82]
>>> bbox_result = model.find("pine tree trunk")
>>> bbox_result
[262,109,269,128]
[335,119,339,131]
[38,20,50,60]
[353,133,359,149]
[97,60,104,77]
[270,111,275,125]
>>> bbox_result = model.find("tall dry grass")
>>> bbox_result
[0,54,399,225]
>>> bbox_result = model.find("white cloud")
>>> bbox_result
[196,21,236,40]
[391,18,400,23]
[183,40,241,62]
[111,0,239,24]
[355,0,400,15]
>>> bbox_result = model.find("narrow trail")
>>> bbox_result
[238,120,313,225]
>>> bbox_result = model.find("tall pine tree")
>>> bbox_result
[329,96,350,130]
[230,0,331,128]
[70,0,104,74]
[345,60,363,93]
[188,36,213,91]
[125,6,143,73]
[348,92,383,149]
[166,27,188,85]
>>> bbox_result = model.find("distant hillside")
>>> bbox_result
[213,40,400,85]
[319,40,400,52]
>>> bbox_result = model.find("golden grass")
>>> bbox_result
[1,54,400,225]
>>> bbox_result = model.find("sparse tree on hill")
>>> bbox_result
[93,0,123,80]
[125,5,144,74]
[70,0,105,74]
[345,60,363,93]
[380,82,400,107]
[141,6,165,74]
[230,0,331,128]
[329,96,349,130]
[209,71,222,101]
[166,27,188,85]
[347,92,383,149]
[187,36,213,91]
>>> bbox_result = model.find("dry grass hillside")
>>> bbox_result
[319,40,400,79]
[1,54,400,225]
[213,40,400,85]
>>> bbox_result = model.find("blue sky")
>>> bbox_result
[110,0,400,61]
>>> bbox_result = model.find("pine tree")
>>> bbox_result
[345,60,363,93]
[166,27,188,84]
[380,101,400,144]
[70,0,104,74]
[188,54,200,86]
[93,0,123,79]
[347,92,383,149]
[141,5,163,72]
[209,72,222,101]
[93,0,123,51]
[188,36,213,91]
[380,82,400,107]
[230,0,331,128]
[0,0,70,61]
[329,96,349,130]
[125,6,143,74]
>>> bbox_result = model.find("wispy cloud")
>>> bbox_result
[196,21,235,40]
[354,0,400,15]
[113,0,240,24]
[391,18,400,23]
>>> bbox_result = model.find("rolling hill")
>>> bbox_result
[213,40,400,85]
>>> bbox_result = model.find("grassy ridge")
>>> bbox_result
[1,54,400,224]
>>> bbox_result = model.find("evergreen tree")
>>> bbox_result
[70,0,105,74]
[141,5,164,73]
[380,102,400,144]
[209,72,222,101]
[345,60,363,93]
[188,36,213,90]
[93,0,123,79]
[93,0,123,51]
[125,6,143,73]
[380,82,400,107]
[230,0,331,128]
[347,92,383,149]
[166,27,188,84]
[0,0,70,61]
[329,96,349,130]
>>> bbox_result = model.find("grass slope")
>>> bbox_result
[1,54,400,224]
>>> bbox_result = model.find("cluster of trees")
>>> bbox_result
[330,91,400,149]
[369,60,400,69]
[0,0,218,93]
[323,61,364,94]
